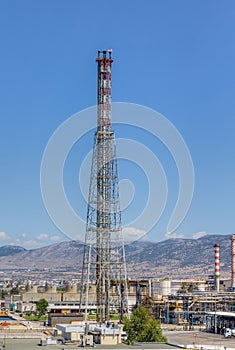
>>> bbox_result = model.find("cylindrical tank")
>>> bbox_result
[159,278,171,295]
[31,285,38,293]
[148,280,152,297]
[198,281,206,292]
[69,285,78,293]
[47,285,57,293]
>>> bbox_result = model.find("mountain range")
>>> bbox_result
[0,234,232,279]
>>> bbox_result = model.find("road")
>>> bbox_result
[163,329,235,348]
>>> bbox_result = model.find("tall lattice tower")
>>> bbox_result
[80,50,128,323]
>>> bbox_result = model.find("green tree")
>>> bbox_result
[36,298,48,316]
[124,306,167,344]
[10,286,19,295]
[0,289,7,299]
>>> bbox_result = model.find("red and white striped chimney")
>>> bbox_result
[214,244,220,292]
[231,235,235,289]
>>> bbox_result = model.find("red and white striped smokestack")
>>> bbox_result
[231,235,235,289]
[214,244,220,292]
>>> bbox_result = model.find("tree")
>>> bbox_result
[10,286,19,295]
[0,289,7,299]
[124,306,167,344]
[36,299,48,316]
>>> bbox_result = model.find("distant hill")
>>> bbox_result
[125,234,231,279]
[0,235,232,279]
[0,245,26,257]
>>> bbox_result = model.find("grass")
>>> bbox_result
[23,314,47,321]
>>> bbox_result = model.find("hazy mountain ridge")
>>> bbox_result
[0,245,26,257]
[0,235,232,279]
[125,234,231,278]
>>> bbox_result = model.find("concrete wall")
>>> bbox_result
[92,333,120,345]
[22,292,61,303]
[100,334,120,345]
[62,293,80,302]
[70,331,83,341]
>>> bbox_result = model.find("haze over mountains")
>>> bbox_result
[0,234,232,279]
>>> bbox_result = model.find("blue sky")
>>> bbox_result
[0,0,234,248]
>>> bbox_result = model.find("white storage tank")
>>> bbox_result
[159,278,171,295]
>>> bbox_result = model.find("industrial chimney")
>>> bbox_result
[231,235,235,289]
[214,244,220,292]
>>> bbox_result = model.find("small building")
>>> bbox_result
[48,301,81,314]
[55,322,123,345]
[48,312,83,327]
[4,294,21,311]
[56,323,84,341]
[16,301,36,313]
[90,325,123,345]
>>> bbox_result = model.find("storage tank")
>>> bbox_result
[31,285,38,293]
[47,285,57,293]
[198,281,206,292]
[159,278,171,295]
[38,286,46,293]
[69,285,78,293]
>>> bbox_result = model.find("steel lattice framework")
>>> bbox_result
[80,50,128,322]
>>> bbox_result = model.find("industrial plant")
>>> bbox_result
[0,51,235,347]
